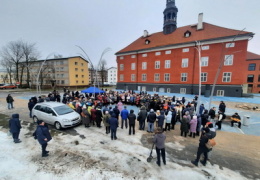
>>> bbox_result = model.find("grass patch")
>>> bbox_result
[0,113,11,129]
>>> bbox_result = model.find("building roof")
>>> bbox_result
[247,51,260,60]
[37,56,89,63]
[116,22,253,55]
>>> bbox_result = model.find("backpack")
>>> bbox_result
[205,138,216,149]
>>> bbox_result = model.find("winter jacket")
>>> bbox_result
[147,112,157,123]
[128,112,136,125]
[81,108,91,125]
[113,107,120,119]
[9,114,21,133]
[165,111,172,123]
[157,111,165,127]
[103,114,111,127]
[190,116,198,133]
[95,109,103,123]
[138,106,148,122]
[153,132,166,149]
[121,109,129,120]
[28,101,35,111]
[117,102,123,112]
[180,115,189,133]
[6,95,14,103]
[36,125,52,145]
[108,114,118,130]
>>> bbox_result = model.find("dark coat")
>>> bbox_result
[6,95,14,103]
[9,114,21,133]
[128,113,136,125]
[28,101,35,111]
[113,107,120,119]
[147,111,157,123]
[81,108,91,125]
[95,109,103,123]
[108,114,118,130]
[36,125,52,145]
[180,116,189,133]
[157,111,165,127]
[138,106,147,122]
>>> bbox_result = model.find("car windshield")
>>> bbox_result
[53,105,74,115]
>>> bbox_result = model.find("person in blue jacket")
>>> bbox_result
[108,113,118,140]
[9,113,22,143]
[120,106,129,129]
[35,120,52,157]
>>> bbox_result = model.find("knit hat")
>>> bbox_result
[150,109,154,112]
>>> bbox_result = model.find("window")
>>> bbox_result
[155,61,160,69]
[120,64,124,71]
[61,80,65,84]
[81,69,84,72]
[181,73,187,82]
[222,72,231,82]
[180,88,186,94]
[142,62,147,70]
[142,54,147,57]
[142,74,147,81]
[226,42,235,48]
[155,52,161,56]
[131,55,136,58]
[120,74,124,81]
[202,45,209,50]
[201,57,209,67]
[75,74,78,78]
[120,56,124,60]
[248,64,256,71]
[216,90,224,96]
[154,73,160,81]
[165,50,171,54]
[75,68,78,71]
[75,62,78,65]
[247,75,254,82]
[81,63,83,66]
[224,55,233,65]
[76,80,78,84]
[182,58,188,68]
[182,48,189,52]
[82,81,84,83]
[167,88,171,93]
[165,60,171,68]
[153,88,156,92]
[258,75,260,82]
[131,63,136,70]
[82,75,84,78]
[201,73,207,82]
[164,73,170,81]
[61,74,64,77]
[131,74,136,81]
[60,61,64,65]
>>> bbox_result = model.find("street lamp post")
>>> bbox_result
[195,41,202,115]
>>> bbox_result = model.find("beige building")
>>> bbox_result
[0,69,15,84]
[20,56,89,87]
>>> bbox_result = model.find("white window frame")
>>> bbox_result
[181,73,187,82]
[120,64,124,71]
[155,61,160,69]
[224,55,233,66]
[119,74,124,81]
[202,45,209,50]
[167,88,171,93]
[120,56,124,60]
[131,74,136,81]
[155,52,161,56]
[201,72,207,82]
[142,74,147,81]
[165,60,171,68]
[216,90,224,96]
[222,72,232,82]
[165,50,171,54]
[131,63,136,70]
[226,43,235,48]
[164,73,170,82]
[182,58,188,68]
[201,57,209,67]
[153,87,157,92]
[142,54,147,57]
[180,88,186,94]
[131,55,136,58]
[182,48,189,52]
[154,73,160,81]
[142,62,147,70]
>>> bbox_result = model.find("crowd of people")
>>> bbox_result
[8,88,243,166]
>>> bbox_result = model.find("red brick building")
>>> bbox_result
[115,0,255,97]
[246,52,260,93]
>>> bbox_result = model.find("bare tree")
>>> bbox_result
[0,58,14,84]
[0,40,24,83]
[98,59,107,86]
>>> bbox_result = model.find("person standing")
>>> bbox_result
[216,110,225,130]
[153,127,166,166]
[9,114,22,143]
[81,105,91,128]
[219,101,226,113]
[164,111,172,131]
[128,110,136,135]
[109,113,118,140]
[138,106,147,130]
[157,110,165,130]
[95,106,103,128]
[120,106,129,129]
[6,94,14,109]
[147,109,156,133]
[28,99,35,118]
[189,116,198,138]
[208,107,216,123]
[103,111,111,134]
[35,120,52,157]
[180,114,189,137]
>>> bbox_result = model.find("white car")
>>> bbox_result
[32,102,81,130]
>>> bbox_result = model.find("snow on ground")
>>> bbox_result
[0,123,249,180]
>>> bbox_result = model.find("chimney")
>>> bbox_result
[197,13,203,30]
[143,30,148,37]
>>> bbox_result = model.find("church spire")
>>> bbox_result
[163,0,178,34]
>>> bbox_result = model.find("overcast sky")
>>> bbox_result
[0,0,259,68]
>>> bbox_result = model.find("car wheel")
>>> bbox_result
[55,122,62,130]
[33,116,38,123]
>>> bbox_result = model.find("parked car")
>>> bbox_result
[0,84,17,89]
[32,102,81,130]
